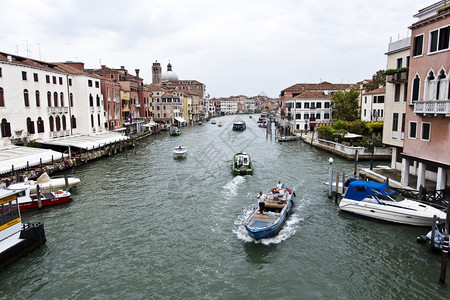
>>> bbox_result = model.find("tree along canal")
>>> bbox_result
[0,114,448,299]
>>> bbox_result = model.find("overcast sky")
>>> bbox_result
[0,0,436,98]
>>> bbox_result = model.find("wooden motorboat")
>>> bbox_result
[245,187,295,239]
[6,186,71,211]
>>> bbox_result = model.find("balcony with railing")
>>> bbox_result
[50,130,71,138]
[47,107,69,114]
[386,69,408,84]
[414,100,450,117]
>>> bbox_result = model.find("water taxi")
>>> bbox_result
[232,121,246,131]
[232,152,253,175]
[0,189,46,269]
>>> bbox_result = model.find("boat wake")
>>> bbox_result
[233,202,304,245]
[222,176,246,197]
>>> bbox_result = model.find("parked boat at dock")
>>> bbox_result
[232,121,246,131]
[339,180,446,226]
[6,186,71,211]
[278,136,298,142]
[173,146,187,159]
[245,186,294,239]
[232,152,253,175]
[417,222,449,252]
[0,189,46,269]
[7,172,80,195]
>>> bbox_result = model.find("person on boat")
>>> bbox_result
[257,191,266,215]
[276,181,283,191]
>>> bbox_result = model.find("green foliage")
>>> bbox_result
[366,121,384,133]
[333,120,349,131]
[365,70,386,91]
[385,67,408,75]
[348,120,368,135]
[330,88,360,122]
[438,4,450,13]
[26,141,43,148]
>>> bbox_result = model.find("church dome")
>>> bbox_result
[162,62,178,82]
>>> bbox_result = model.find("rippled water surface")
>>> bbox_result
[1,114,448,299]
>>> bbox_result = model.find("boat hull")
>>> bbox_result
[339,198,447,226]
[245,196,293,240]
[19,194,71,211]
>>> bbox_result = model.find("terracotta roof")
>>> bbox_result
[291,91,332,99]
[363,86,386,95]
[282,81,357,92]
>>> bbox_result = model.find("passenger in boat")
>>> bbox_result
[257,191,266,215]
[276,181,283,190]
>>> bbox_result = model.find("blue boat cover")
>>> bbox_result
[344,181,395,201]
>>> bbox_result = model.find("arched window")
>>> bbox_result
[60,92,64,107]
[1,118,11,137]
[90,114,94,127]
[0,87,5,107]
[70,93,73,107]
[71,115,77,129]
[55,115,61,131]
[47,91,52,107]
[53,92,58,107]
[89,94,93,107]
[24,89,29,107]
[412,75,420,102]
[96,95,100,106]
[37,117,44,133]
[27,117,35,134]
[35,90,40,107]
[436,70,446,100]
[49,116,54,132]
[426,71,436,100]
[97,113,100,126]
[62,115,66,130]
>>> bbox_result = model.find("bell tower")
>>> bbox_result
[152,61,161,84]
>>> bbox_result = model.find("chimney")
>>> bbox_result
[135,69,140,77]
[101,65,106,69]
[121,66,125,69]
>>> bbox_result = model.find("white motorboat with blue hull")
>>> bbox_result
[173,146,187,159]
[339,180,446,226]
[245,188,294,240]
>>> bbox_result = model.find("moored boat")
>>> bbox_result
[278,136,298,142]
[232,152,253,175]
[8,172,80,195]
[0,189,46,269]
[173,146,187,159]
[218,122,223,127]
[339,180,446,226]
[6,186,71,211]
[232,121,246,131]
[245,186,295,240]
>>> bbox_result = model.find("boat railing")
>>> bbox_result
[396,188,449,210]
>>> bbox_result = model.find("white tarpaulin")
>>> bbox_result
[38,132,130,150]
[0,146,67,174]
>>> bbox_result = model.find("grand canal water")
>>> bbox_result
[1,114,448,299]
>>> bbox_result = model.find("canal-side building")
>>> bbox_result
[285,91,332,133]
[401,1,449,191]
[0,52,107,146]
[382,37,410,170]
[360,86,386,122]
[220,99,238,114]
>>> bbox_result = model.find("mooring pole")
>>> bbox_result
[439,236,449,284]
[37,185,42,209]
[328,158,334,198]
[335,172,340,204]
[354,149,358,178]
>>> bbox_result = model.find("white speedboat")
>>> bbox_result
[339,180,446,226]
[173,146,187,159]
[7,172,80,195]
[211,119,216,124]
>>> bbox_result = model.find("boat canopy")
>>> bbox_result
[345,181,396,201]
[235,154,250,166]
